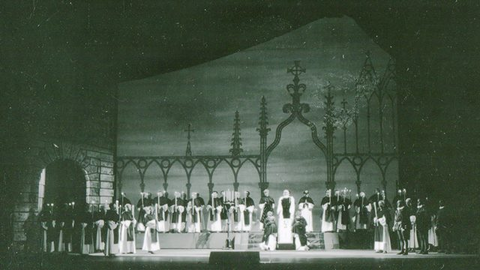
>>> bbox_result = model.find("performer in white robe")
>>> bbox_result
[94,204,106,252]
[119,204,136,254]
[235,191,255,232]
[277,189,295,244]
[170,192,185,233]
[104,203,119,256]
[321,189,336,233]
[298,190,314,233]
[142,206,160,253]
[186,192,204,233]
[207,191,223,232]
[153,191,169,233]
[374,201,392,253]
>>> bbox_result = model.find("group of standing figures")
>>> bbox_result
[33,187,452,255]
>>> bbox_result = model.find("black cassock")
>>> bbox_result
[321,196,336,223]
[136,198,153,227]
[263,219,277,244]
[354,197,369,226]
[153,196,171,221]
[192,197,205,223]
[337,198,352,226]
[170,198,184,223]
[292,217,308,246]
[259,196,275,224]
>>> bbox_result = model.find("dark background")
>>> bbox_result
[1,0,479,252]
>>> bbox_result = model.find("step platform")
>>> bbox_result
[135,232,249,250]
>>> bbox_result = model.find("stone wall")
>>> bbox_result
[11,139,114,251]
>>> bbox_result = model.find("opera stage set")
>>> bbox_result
[2,1,480,269]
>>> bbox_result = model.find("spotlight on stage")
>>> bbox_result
[209,251,259,268]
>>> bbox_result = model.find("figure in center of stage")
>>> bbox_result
[277,189,295,244]
[298,190,314,233]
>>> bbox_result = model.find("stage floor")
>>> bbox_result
[88,249,476,262]
[7,250,479,270]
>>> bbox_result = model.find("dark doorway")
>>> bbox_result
[44,160,86,207]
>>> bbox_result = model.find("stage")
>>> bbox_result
[8,249,478,270]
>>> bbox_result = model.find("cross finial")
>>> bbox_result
[184,123,195,156]
[287,61,306,78]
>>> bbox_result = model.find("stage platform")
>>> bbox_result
[8,250,478,270]
[134,231,326,250]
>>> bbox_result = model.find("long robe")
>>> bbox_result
[103,210,119,256]
[39,209,55,253]
[55,208,67,252]
[142,214,160,252]
[207,198,223,232]
[374,208,392,252]
[277,196,295,244]
[76,210,93,254]
[153,196,171,233]
[136,198,153,232]
[336,198,351,231]
[170,197,185,232]
[187,197,204,233]
[321,196,336,232]
[119,211,136,254]
[259,196,275,230]
[235,197,255,232]
[93,210,106,251]
[298,196,314,233]
[354,197,369,230]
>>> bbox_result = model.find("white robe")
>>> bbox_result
[170,205,185,233]
[277,196,295,244]
[80,223,91,255]
[208,206,223,232]
[95,220,105,251]
[119,220,136,254]
[298,202,314,232]
[321,203,334,233]
[156,204,169,233]
[142,220,160,252]
[187,206,203,233]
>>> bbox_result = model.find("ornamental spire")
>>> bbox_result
[229,111,243,156]
[184,123,194,156]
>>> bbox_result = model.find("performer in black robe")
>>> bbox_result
[321,190,336,232]
[435,200,452,254]
[259,212,277,251]
[39,203,56,253]
[392,189,404,210]
[416,198,430,254]
[259,189,275,230]
[104,203,119,256]
[292,213,309,251]
[393,200,411,255]
[75,203,93,255]
[62,203,75,253]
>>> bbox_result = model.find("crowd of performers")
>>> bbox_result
[31,187,453,255]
